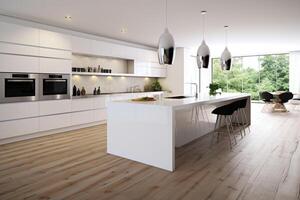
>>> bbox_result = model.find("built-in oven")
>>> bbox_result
[0,73,39,103]
[39,74,70,100]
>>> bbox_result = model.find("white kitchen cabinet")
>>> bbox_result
[71,110,94,125]
[129,61,166,77]
[71,98,94,112]
[0,53,39,73]
[151,67,167,78]
[93,109,107,122]
[0,102,39,121]
[0,118,39,139]
[39,100,72,116]
[39,113,71,132]
[0,42,39,56]
[39,29,71,50]
[93,96,107,109]
[71,36,92,54]
[91,40,119,58]
[39,57,71,74]
[0,21,39,46]
[39,48,71,59]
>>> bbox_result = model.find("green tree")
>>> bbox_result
[212,54,289,100]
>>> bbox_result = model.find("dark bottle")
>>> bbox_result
[76,88,81,96]
[73,85,77,96]
[81,87,86,96]
[93,88,97,95]
[97,86,101,95]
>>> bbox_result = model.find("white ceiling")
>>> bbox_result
[0,0,300,56]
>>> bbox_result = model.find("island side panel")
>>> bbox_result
[107,102,175,171]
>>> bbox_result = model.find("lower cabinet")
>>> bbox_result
[71,110,94,126]
[0,118,39,139]
[93,109,107,122]
[39,113,71,132]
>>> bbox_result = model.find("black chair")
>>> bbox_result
[278,92,293,104]
[260,91,273,103]
[211,102,239,149]
[260,91,274,112]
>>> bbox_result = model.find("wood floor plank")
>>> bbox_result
[0,104,300,200]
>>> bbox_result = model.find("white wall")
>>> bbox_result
[159,48,185,96]
[160,47,212,96]
[289,51,300,94]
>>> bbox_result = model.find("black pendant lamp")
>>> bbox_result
[158,0,176,65]
[197,11,210,69]
[220,26,232,70]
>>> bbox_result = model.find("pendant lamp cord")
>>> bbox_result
[202,13,205,40]
[225,26,229,47]
[165,0,168,28]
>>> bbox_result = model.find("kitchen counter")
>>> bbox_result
[71,91,164,99]
[107,93,251,172]
[116,93,250,109]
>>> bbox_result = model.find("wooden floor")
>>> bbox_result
[0,104,300,200]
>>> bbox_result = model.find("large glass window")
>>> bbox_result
[212,54,289,100]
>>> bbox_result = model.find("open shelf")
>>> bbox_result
[71,72,148,78]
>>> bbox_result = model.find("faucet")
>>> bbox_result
[185,83,198,98]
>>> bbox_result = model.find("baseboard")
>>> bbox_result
[0,120,106,145]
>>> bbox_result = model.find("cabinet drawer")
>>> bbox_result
[0,42,39,56]
[71,110,94,126]
[0,54,39,73]
[39,100,71,116]
[0,21,39,46]
[39,48,71,59]
[0,102,39,121]
[0,118,39,139]
[93,97,107,109]
[71,98,94,112]
[93,109,107,122]
[39,57,71,73]
[39,113,71,132]
[71,36,92,54]
[39,30,71,50]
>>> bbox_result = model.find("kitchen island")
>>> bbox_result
[107,93,251,171]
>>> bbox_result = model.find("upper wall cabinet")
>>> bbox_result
[0,21,39,46]
[70,35,158,63]
[71,36,92,54]
[39,30,71,50]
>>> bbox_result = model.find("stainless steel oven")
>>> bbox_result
[39,74,70,100]
[0,73,39,103]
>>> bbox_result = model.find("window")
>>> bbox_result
[212,54,289,100]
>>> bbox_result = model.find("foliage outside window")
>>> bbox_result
[212,54,289,100]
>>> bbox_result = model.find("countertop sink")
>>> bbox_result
[165,95,194,99]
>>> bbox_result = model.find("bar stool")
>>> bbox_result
[210,102,238,149]
[236,98,250,135]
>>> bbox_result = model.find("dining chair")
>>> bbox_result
[259,91,274,112]
[278,92,293,112]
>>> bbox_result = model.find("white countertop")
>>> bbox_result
[110,93,250,109]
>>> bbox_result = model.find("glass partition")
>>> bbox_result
[212,54,289,100]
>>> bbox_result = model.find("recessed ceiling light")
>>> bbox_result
[65,15,72,20]
[121,27,128,33]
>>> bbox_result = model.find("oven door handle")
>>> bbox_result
[44,80,67,82]
[6,80,35,82]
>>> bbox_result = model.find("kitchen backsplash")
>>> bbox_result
[72,54,129,74]
[72,75,155,94]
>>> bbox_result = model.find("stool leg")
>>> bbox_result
[234,110,244,138]
[211,114,220,146]
[238,109,247,136]
[228,116,237,145]
[225,116,233,150]
[242,109,250,133]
